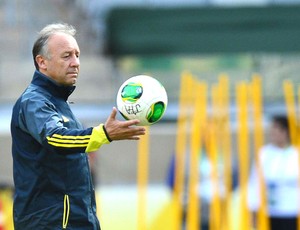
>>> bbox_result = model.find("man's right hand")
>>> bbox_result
[104,107,146,141]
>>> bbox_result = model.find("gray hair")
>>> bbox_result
[32,23,77,70]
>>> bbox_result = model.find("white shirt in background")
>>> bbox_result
[247,144,299,217]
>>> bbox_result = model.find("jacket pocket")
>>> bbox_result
[62,194,70,229]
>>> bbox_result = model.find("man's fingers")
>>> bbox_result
[129,136,141,140]
[109,107,117,120]
[123,119,141,127]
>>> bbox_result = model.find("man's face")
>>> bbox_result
[270,122,289,147]
[40,32,80,86]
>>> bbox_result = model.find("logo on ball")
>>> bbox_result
[121,82,143,103]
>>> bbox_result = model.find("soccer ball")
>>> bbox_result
[116,75,168,126]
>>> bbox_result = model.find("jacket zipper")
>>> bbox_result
[62,194,70,229]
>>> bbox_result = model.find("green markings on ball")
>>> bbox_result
[121,82,143,103]
[147,102,165,123]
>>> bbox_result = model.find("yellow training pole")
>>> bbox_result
[283,81,298,145]
[283,81,300,230]
[208,84,222,230]
[186,81,208,230]
[137,126,150,230]
[207,122,221,230]
[0,188,14,230]
[173,72,194,230]
[218,74,232,230]
[236,82,251,230]
[284,82,300,230]
[250,75,269,230]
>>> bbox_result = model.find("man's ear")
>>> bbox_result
[35,55,47,70]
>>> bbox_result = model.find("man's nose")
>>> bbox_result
[71,55,80,67]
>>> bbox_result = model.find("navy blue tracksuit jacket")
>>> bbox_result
[11,70,109,229]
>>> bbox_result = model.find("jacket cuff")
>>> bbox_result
[85,124,110,153]
[102,125,113,142]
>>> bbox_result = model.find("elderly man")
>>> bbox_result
[11,23,145,230]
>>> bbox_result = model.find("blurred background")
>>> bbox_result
[1,0,300,229]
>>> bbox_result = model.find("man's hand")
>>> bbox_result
[104,107,146,141]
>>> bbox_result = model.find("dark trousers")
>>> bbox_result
[270,217,297,230]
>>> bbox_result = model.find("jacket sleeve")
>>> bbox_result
[19,96,110,154]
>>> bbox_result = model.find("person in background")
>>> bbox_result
[10,23,145,230]
[247,115,299,230]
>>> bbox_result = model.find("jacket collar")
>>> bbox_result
[31,70,76,101]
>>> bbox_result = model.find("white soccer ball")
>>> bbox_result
[116,75,168,126]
